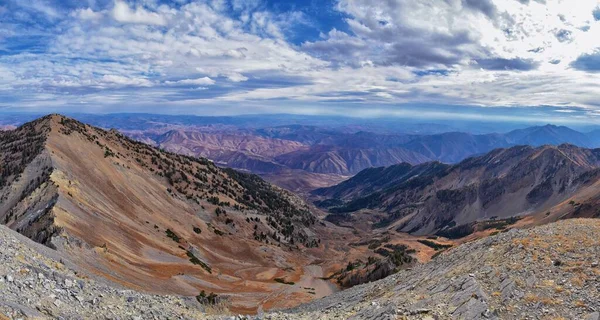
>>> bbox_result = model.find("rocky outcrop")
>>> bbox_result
[0,117,59,247]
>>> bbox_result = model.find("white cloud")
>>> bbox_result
[17,0,61,20]
[224,72,248,82]
[303,0,600,72]
[74,8,104,21]
[112,0,166,26]
[165,77,215,86]
[4,0,600,119]
[100,75,153,87]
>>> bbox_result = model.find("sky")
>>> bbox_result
[2,0,600,123]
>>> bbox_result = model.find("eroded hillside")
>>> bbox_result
[0,115,342,313]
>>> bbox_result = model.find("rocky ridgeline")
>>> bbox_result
[4,219,600,319]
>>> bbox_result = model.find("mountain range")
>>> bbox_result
[4,114,600,317]
[157,122,600,171]
[121,120,600,192]
[5,114,600,194]
[151,123,600,196]
[314,143,600,237]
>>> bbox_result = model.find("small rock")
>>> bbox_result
[586,312,600,320]
[412,308,431,315]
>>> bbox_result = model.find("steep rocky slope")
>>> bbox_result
[0,115,334,313]
[271,219,600,319]
[0,224,207,319]
[315,144,600,235]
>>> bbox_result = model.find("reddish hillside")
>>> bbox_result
[0,115,345,312]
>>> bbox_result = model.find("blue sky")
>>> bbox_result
[2,0,600,123]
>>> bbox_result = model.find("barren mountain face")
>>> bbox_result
[0,115,347,313]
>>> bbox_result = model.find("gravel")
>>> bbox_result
[0,225,208,320]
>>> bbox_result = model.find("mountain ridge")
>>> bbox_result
[0,114,338,313]
[314,143,600,235]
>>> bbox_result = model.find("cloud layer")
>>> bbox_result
[1,0,600,122]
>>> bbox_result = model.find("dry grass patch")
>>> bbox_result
[574,300,587,308]
[524,293,539,303]
[542,279,555,287]
[524,294,561,306]
[540,297,562,306]
[570,273,587,287]
[554,286,565,293]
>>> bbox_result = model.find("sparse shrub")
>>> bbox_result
[196,290,219,305]
[186,250,211,273]
[417,239,453,251]
[166,229,180,243]
[274,278,295,285]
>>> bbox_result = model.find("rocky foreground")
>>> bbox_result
[270,219,600,320]
[0,225,208,320]
[3,219,600,319]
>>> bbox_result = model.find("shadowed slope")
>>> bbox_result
[315,144,600,235]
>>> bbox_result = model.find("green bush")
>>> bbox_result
[186,250,212,273]
[196,290,219,305]
[165,229,180,243]
[417,239,453,251]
